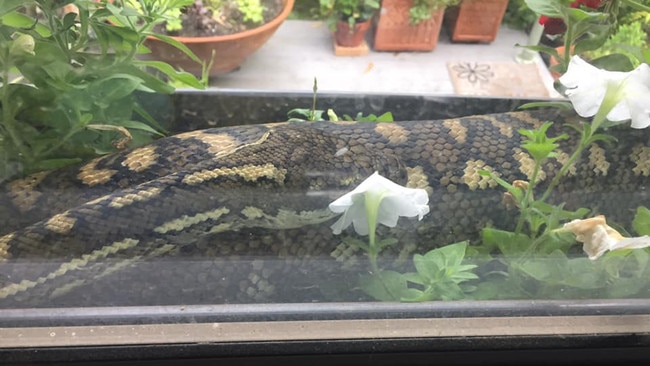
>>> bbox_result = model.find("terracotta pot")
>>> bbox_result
[445,0,509,43]
[373,0,445,52]
[144,0,294,76]
[335,20,371,47]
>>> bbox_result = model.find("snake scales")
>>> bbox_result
[0,110,648,307]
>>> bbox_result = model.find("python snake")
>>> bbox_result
[0,110,648,307]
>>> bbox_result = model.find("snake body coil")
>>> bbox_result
[0,110,647,307]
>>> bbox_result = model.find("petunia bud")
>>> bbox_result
[10,34,35,56]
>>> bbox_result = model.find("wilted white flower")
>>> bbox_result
[559,56,650,129]
[563,215,650,260]
[329,171,430,236]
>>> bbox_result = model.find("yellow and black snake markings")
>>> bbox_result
[0,110,647,306]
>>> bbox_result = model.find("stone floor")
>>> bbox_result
[206,20,560,98]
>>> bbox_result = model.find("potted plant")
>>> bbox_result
[444,0,509,43]
[0,1,205,182]
[114,0,295,76]
[374,0,461,51]
[320,0,381,48]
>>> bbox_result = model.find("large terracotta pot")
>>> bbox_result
[373,0,445,52]
[145,0,294,76]
[445,0,509,43]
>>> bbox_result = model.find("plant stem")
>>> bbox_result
[364,189,388,275]
[515,162,541,235]
[562,19,574,68]
[540,81,620,203]
[539,135,587,203]
[311,77,318,121]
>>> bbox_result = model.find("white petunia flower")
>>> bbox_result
[329,171,430,236]
[559,56,650,129]
[563,215,650,260]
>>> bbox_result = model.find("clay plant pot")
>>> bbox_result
[334,20,371,47]
[144,0,294,76]
[445,0,509,43]
[373,0,445,52]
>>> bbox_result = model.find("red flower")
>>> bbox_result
[539,0,603,35]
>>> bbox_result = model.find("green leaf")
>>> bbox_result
[137,60,205,89]
[482,228,532,256]
[30,158,83,172]
[376,237,399,251]
[375,112,394,122]
[413,241,473,284]
[1,11,52,37]
[116,64,176,95]
[589,54,636,72]
[93,74,144,101]
[413,253,441,281]
[451,270,479,281]
[144,32,204,65]
[478,170,523,202]
[518,102,573,110]
[401,272,425,286]
[633,207,650,236]
[524,0,565,18]
[0,0,26,16]
[358,271,410,301]
[113,120,165,137]
[573,23,612,54]
[518,122,569,163]
[566,7,607,22]
[132,103,168,135]
[435,241,469,268]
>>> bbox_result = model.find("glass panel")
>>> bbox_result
[2,91,648,309]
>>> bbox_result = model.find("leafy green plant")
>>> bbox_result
[409,0,461,25]
[237,0,266,23]
[471,114,650,300]
[633,207,650,236]
[289,0,322,20]
[503,0,538,30]
[287,78,394,122]
[319,0,380,28]
[621,9,650,35]
[524,0,650,76]
[132,0,273,37]
[360,242,478,301]
[0,0,207,182]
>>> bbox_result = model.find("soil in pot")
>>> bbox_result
[154,0,285,37]
[334,20,371,47]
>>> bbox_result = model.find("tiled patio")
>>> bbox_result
[208,20,560,98]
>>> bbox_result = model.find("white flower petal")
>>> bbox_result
[609,236,650,251]
[620,67,650,128]
[629,107,650,129]
[559,56,650,129]
[328,171,430,236]
[559,56,600,89]
[331,200,366,235]
[328,191,360,213]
